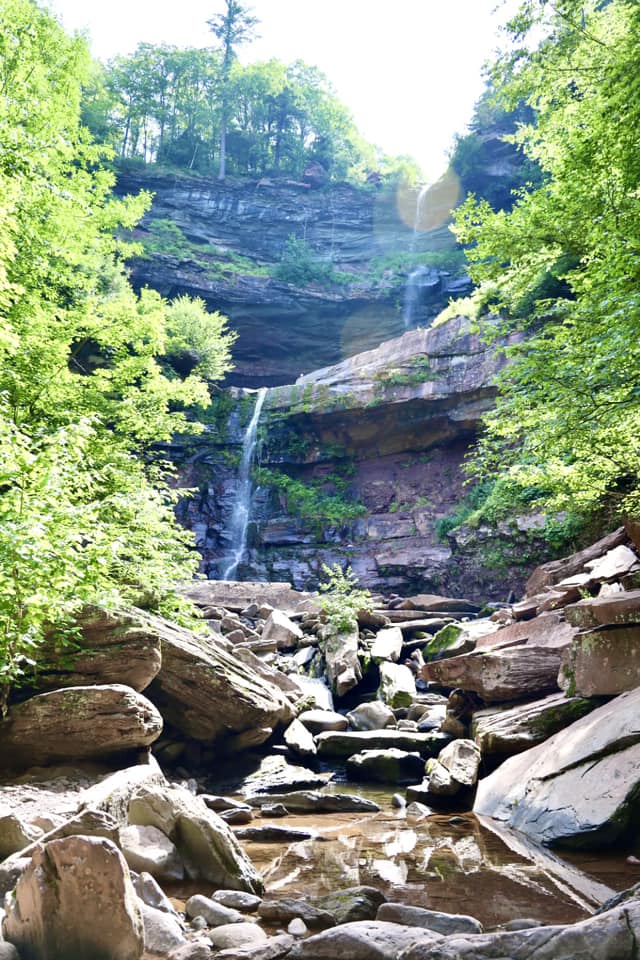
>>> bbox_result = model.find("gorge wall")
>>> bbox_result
[116,170,469,386]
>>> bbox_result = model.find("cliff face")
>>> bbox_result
[116,170,468,386]
[173,316,547,601]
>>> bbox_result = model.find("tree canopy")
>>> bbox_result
[82,42,400,182]
[452,0,640,525]
[0,0,235,703]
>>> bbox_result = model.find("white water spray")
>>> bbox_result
[221,387,267,581]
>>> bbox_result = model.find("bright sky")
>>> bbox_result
[48,0,517,181]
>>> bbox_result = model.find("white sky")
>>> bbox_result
[47,0,518,181]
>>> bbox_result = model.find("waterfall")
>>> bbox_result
[403,183,433,329]
[221,387,267,581]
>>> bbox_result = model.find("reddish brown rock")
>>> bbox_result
[399,594,481,615]
[559,626,640,697]
[525,527,628,597]
[474,612,576,652]
[422,645,566,703]
[565,589,640,629]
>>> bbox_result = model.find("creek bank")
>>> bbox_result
[2,527,640,958]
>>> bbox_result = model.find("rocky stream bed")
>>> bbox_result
[2,527,640,959]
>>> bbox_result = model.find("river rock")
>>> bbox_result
[346,748,425,784]
[0,815,41,859]
[215,933,295,960]
[400,595,481,614]
[376,903,482,935]
[236,825,317,843]
[370,627,403,663]
[471,692,601,757]
[35,606,162,693]
[559,626,640,696]
[139,902,186,956]
[283,718,317,758]
[398,899,640,959]
[378,662,416,708]
[221,808,254,825]
[288,920,440,959]
[474,686,640,847]
[261,610,303,651]
[134,872,178,915]
[120,824,185,882]
[182,581,313,615]
[347,701,395,731]
[314,886,387,924]
[297,709,348,733]
[209,924,268,951]
[318,621,361,697]
[0,685,162,770]
[213,891,262,912]
[167,943,212,960]
[524,527,628,596]
[239,755,331,797]
[128,784,263,892]
[79,759,167,824]
[3,835,144,960]
[245,791,380,814]
[258,898,335,929]
[564,589,640,628]
[316,729,448,759]
[145,613,294,744]
[185,895,244,926]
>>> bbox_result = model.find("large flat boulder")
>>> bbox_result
[565,589,640,628]
[36,606,162,693]
[524,527,628,597]
[474,687,640,847]
[0,685,162,770]
[288,920,441,959]
[128,784,263,893]
[145,613,294,743]
[316,729,447,759]
[318,621,361,697]
[472,692,602,758]
[2,835,144,960]
[182,581,315,615]
[422,644,566,702]
[559,625,640,696]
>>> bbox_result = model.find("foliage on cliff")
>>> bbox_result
[453,0,640,523]
[81,42,419,183]
[0,0,234,698]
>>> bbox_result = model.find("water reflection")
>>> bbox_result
[238,784,638,930]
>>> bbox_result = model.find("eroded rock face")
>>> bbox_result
[3,835,144,960]
[144,612,294,744]
[0,685,162,770]
[474,686,640,847]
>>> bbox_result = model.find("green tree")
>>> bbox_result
[452,0,640,521]
[207,0,258,180]
[0,0,235,706]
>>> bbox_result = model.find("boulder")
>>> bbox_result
[426,739,480,798]
[585,544,639,581]
[79,759,167,824]
[236,826,317,843]
[472,692,601,758]
[134,872,177,915]
[145,613,294,743]
[474,611,577,652]
[314,887,387,924]
[257,898,335,929]
[565,589,640,628]
[238,755,331,797]
[209,923,268,951]
[215,933,294,960]
[370,627,403,663]
[559,626,640,696]
[474,686,640,847]
[398,900,640,960]
[318,621,361,697]
[120,824,184,882]
[139,902,186,956]
[347,701,395,731]
[128,784,263,892]
[421,623,477,661]
[212,891,262,913]
[524,527,628,597]
[244,791,380,814]
[288,920,440,959]
[0,685,162,769]
[283,719,317,759]
[376,903,482,935]
[422,644,567,703]
[316,729,447,759]
[182,581,313,615]
[3,836,144,960]
[0,815,41,860]
[185,894,244,926]
[36,606,162,693]
[400,595,481,614]
[261,610,303,651]
[346,749,425,784]
[378,662,416,708]
[297,709,348,734]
